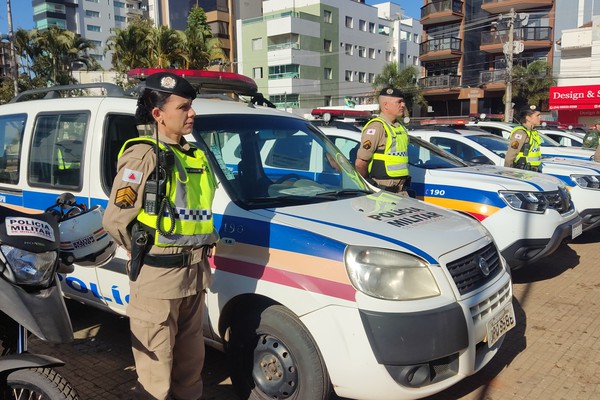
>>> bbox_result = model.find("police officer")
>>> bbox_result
[355,87,410,194]
[504,105,543,171]
[103,72,218,400]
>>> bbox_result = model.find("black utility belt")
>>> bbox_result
[144,246,212,267]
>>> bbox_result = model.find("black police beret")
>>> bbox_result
[379,87,404,98]
[143,72,197,100]
[517,104,538,116]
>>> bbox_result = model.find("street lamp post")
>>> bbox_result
[503,8,516,123]
[6,0,18,96]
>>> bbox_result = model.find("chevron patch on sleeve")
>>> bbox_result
[114,186,137,209]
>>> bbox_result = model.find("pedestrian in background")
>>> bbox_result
[103,72,218,400]
[355,87,410,194]
[504,105,543,171]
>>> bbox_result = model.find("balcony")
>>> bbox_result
[481,0,553,14]
[421,0,464,26]
[419,37,462,62]
[480,69,506,84]
[480,27,552,53]
[127,8,143,17]
[419,74,461,90]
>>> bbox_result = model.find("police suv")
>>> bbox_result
[0,69,514,400]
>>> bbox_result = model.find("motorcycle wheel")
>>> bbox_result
[5,367,79,400]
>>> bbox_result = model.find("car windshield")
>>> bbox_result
[537,132,562,147]
[192,114,371,209]
[466,134,509,158]
[408,135,469,169]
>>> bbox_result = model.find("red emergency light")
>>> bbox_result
[311,108,372,119]
[128,68,258,95]
[419,118,467,126]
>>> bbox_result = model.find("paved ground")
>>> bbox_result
[30,228,600,400]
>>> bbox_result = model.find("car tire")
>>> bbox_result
[226,304,332,400]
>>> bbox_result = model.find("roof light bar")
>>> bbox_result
[311,108,372,119]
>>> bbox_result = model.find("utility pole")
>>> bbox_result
[6,0,18,96]
[503,8,516,123]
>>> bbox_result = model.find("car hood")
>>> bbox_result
[420,164,564,191]
[249,191,490,264]
[541,157,600,174]
[541,145,594,160]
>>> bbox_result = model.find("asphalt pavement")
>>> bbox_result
[29,228,600,400]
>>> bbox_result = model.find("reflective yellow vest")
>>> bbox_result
[363,117,409,178]
[511,126,542,168]
[118,137,217,247]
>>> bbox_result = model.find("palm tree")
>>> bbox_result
[148,25,186,68]
[373,62,427,116]
[106,18,153,72]
[511,59,556,110]
[184,6,227,70]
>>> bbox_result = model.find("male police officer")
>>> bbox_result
[504,105,543,171]
[104,72,218,400]
[355,87,410,193]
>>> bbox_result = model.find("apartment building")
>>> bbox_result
[32,0,148,70]
[419,0,555,117]
[237,0,421,113]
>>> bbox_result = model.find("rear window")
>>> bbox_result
[0,114,27,185]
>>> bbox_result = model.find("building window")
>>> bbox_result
[324,96,332,107]
[87,25,101,32]
[358,46,366,58]
[378,24,391,36]
[359,20,366,31]
[85,10,100,17]
[115,15,126,22]
[400,30,408,40]
[414,33,419,43]
[345,70,353,81]
[369,48,375,59]
[268,64,299,79]
[369,22,376,33]
[252,38,263,50]
[323,9,332,23]
[359,72,366,83]
[324,68,332,80]
[86,0,99,2]
[345,16,353,29]
[90,40,102,47]
[91,54,103,61]
[385,51,392,61]
[253,67,263,79]
[324,39,332,52]
[368,73,375,83]
[114,1,125,8]
[345,43,353,56]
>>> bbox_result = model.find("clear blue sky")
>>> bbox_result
[0,1,421,35]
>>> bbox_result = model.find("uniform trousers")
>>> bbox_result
[128,288,205,400]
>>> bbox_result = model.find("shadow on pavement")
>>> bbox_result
[511,242,580,284]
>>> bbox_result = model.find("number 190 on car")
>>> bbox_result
[486,302,516,348]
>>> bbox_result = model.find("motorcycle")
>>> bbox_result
[0,193,115,399]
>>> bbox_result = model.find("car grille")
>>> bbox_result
[470,281,511,323]
[446,243,501,296]
[544,188,571,215]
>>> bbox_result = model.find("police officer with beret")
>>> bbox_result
[355,87,410,194]
[504,105,543,171]
[103,72,218,400]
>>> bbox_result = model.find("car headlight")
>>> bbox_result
[571,174,600,189]
[499,190,549,213]
[0,245,57,287]
[345,246,440,300]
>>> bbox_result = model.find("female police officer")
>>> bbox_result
[103,72,218,400]
[504,105,543,171]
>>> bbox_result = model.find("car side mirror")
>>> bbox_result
[469,155,495,165]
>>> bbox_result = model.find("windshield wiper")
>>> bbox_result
[315,189,371,198]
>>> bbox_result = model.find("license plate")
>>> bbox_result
[486,303,516,348]
[572,221,583,239]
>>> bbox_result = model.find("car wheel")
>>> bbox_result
[226,304,332,400]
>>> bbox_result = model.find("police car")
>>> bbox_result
[0,69,514,400]
[467,119,595,160]
[409,127,600,232]
[318,123,582,270]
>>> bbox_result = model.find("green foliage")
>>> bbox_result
[373,62,427,116]
[511,60,556,109]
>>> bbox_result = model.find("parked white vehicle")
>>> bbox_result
[317,122,582,270]
[409,127,600,232]
[467,120,595,161]
[539,127,585,147]
[0,70,514,400]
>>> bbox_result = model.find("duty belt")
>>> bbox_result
[144,245,213,267]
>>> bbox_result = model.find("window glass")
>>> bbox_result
[29,113,88,189]
[0,114,26,184]
[101,114,140,194]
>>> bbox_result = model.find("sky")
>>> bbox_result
[0,1,421,35]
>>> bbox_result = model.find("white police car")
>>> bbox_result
[467,120,595,161]
[410,127,600,232]
[318,122,582,270]
[0,69,513,400]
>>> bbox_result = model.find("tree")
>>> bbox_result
[511,59,555,110]
[373,62,427,117]
[184,6,227,69]
[107,17,154,73]
[148,25,186,68]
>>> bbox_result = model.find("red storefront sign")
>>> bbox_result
[549,85,600,110]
